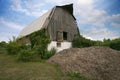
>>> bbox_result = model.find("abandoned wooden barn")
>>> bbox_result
[18,4,80,52]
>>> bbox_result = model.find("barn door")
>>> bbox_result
[57,31,63,42]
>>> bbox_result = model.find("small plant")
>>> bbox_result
[67,72,94,80]
[42,48,56,59]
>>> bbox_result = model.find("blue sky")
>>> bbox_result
[0,0,120,42]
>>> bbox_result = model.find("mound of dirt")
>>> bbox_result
[48,46,120,80]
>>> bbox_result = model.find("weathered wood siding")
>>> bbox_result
[47,7,79,42]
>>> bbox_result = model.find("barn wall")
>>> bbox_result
[47,7,79,42]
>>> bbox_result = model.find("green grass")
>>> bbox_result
[0,53,63,80]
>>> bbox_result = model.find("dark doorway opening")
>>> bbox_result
[57,42,61,47]
[63,32,67,40]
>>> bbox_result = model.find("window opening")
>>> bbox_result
[63,32,67,40]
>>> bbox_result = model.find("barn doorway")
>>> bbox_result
[63,32,67,40]
[57,31,63,42]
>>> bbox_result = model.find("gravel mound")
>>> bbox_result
[48,46,120,80]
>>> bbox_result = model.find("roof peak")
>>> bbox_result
[56,3,73,7]
[56,3,76,20]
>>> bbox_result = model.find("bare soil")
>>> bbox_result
[48,46,120,80]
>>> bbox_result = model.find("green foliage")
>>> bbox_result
[6,29,52,61]
[96,38,120,51]
[0,41,7,48]
[30,29,50,59]
[17,49,33,62]
[0,41,7,54]
[94,41,103,46]
[6,41,21,55]
[72,35,95,48]
[17,49,40,62]
[109,38,120,51]
[6,36,28,55]
[30,29,50,48]
[42,48,56,59]
[72,35,120,51]
[67,72,94,80]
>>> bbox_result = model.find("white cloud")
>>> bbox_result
[11,0,28,13]
[108,14,120,28]
[78,0,93,4]
[24,0,45,10]
[0,32,18,42]
[81,28,119,40]
[0,37,10,42]
[0,17,23,30]
[109,14,120,23]
[111,23,120,28]
[0,17,20,42]
[11,0,47,17]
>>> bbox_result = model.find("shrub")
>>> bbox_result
[97,38,120,51]
[6,41,21,55]
[42,48,56,59]
[17,49,40,62]
[0,41,7,54]
[72,35,120,51]
[109,38,120,51]
[0,46,7,54]
[72,35,95,48]
[0,41,7,48]
[6,36,29,55]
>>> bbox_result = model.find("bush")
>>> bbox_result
[17,49,40,62]
[6,36,29,55]
[42,48,56,59]
[0,41,7,54]
[17,49,35,62]
[6,41,21,55]
[72,35,95,48]
[0,41,7,48]
[0,46,7,54]
[72,35,120,51]
[97,38,120,51]
[109,38,120,51]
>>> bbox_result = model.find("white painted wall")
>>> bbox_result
[47,41,72,52]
